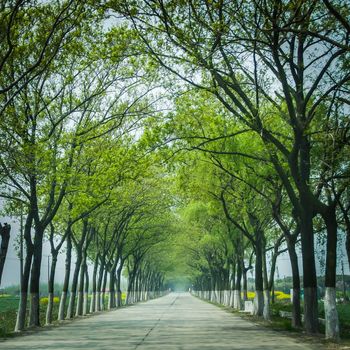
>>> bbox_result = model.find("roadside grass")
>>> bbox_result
[0,296,61,338]
[0,297,18,338]
[197,295,350,349]
[241,301,350,349]
[0,292,128,338]
[270,301,350,339]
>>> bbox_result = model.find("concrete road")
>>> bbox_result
[0,293,317,349]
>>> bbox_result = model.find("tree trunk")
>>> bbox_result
[253,236,264,316]
[75,258,86,316]
[262,246,270,320]
[299,200,319,333]
[108,265,117,309]
[28,226,44,327]
[95,260,105,311]
[83,265,89,316]
[287,239,302,328]
[323,207,340,340]
[66,252,82,319]
[90,256,98,313]
[230,258,236,307]
[15,214,34,331]
[242,267,248,301]
[101,265,108,310]
[45,252,58,325]
[234,259,242,310]
[58,234,71,321]
[0,223,11,286]
[116,264,123,307]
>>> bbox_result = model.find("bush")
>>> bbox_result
[40,296,60,305]
[276,292,291,300]
[246,291,255,300]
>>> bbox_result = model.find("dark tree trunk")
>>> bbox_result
[96,259,105,311]
[116,263,123,307]
[0,223,11,286]
[101,264,108,310]
[76,257,86,316]
[46,252,58,325]
[15,214,34,331]
[58,233,71,321]
[286,239,302,328]
[254,234,264,316]
[323,206,340,340]
[83,264,89,315]
[66,252,82,319]
[234,258,242,309]
[90,255,99,313]
[299,199,319,333]
[108,263,117,309]
[29,225,44,327]
[242,267,248,301]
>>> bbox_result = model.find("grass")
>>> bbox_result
[261,301,350,348]
[0,297,18,338]
[0,296,61,338]
[0,292,128,338]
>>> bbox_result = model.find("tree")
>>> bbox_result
[115,0,350,338]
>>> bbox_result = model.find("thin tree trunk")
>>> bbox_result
[0,223,11,286]
[116,264,123,307]
[101,266,108,310]
[75,258,86,316]
[253,235,264,316]
[15,214,34,331]
[66,253,82,319]
[323,207,340,340]
[83,264,89,316]
[28,225,44,327]
[95,261,104,312]
[46,252,58,325]
[58,234,71,321]
[108,265,117,309]
[262,245,270,321]
[234,258,242,310]
[90,255,99,313]
[242,267,248,301]
[287,239,302,328]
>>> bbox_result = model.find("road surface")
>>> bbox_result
[0,293,317,349]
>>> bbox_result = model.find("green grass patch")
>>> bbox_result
[0,292,128,338]
[0,296,61,338]
[271,301,350,338]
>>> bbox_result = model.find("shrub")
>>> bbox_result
[276,292,291,300]
[40,296,60,305]
[247,291,255,300]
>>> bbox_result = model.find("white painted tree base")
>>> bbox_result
[324,287,340,340]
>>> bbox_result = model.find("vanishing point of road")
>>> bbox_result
[0,293,317,350]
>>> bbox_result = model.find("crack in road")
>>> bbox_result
[134,295,178,349]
